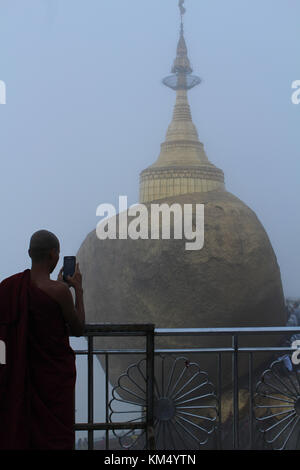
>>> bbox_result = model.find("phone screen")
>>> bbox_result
[63,256,76,282]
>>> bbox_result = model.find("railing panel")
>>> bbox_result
[73,324,155,450]
[73,325,300,450]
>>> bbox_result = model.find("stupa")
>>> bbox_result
[77,1,286,390]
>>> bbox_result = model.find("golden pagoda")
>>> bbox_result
[139,9,224,203]
[77,0,286,422]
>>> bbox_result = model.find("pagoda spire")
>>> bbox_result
[162,1,202,148]
[163,0,200,91]
[139,0,225,203]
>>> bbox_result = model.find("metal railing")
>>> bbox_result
[73,324,300,450]
[73,323,155,450]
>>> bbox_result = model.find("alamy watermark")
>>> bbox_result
[0,340,6,365]
[0,80,6,104]
[291,80,300,105]
[96,196,204,250]
[291,340,300,365]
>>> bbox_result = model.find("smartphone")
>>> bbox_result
[63,256,76,282]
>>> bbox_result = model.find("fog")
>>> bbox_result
[0,0,299,443]
[0,0,299,296]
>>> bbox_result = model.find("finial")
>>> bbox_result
[162,0,201,91]
[179,1,186,32]
[179,0,186,20]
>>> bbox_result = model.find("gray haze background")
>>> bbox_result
[0,0,299,440]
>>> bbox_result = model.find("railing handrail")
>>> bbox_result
[83,323,155,336]
[81,323,300,336]
[155,326,300,335]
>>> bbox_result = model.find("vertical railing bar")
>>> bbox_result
[105,352,109,450]
[217,352,222,449]
[232,334,239,449]
[146,327,155,450]
[249,352,253,450]
[88,335,94,450]
[73,384,76,449]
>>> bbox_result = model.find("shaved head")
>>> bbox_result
[28,230,60,263]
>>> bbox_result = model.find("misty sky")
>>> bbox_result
[0,0,299,298]
[0,0,299,442]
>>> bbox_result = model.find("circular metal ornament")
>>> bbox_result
[254,358,300,450]
[109,355,218,450]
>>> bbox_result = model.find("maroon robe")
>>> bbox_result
[0,269,76,449]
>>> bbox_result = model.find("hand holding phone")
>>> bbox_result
[63,256,76,282]
[65,262,83,292]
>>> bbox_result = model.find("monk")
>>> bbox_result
[0,230,85,449]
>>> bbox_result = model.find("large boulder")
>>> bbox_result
[77,190,286,390]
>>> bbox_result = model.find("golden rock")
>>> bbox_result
[77,14,286,391]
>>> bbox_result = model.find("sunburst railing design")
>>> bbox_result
[108,355,218,450]
[254,359,300,450]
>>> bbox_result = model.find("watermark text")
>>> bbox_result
[96,196,204,251]
[291,80,300,105]
[0,80,6,104]
[291,340,300,365]
[0,340,6,365]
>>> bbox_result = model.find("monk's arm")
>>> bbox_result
[56,283,85,337]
